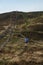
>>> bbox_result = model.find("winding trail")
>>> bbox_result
[0,26,14,51]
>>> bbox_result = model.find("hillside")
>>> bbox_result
[0,11,43,25]
[0,11,43,65]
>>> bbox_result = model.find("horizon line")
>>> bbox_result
[0,10,43,14]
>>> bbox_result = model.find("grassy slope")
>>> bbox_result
[0,11,43,65]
